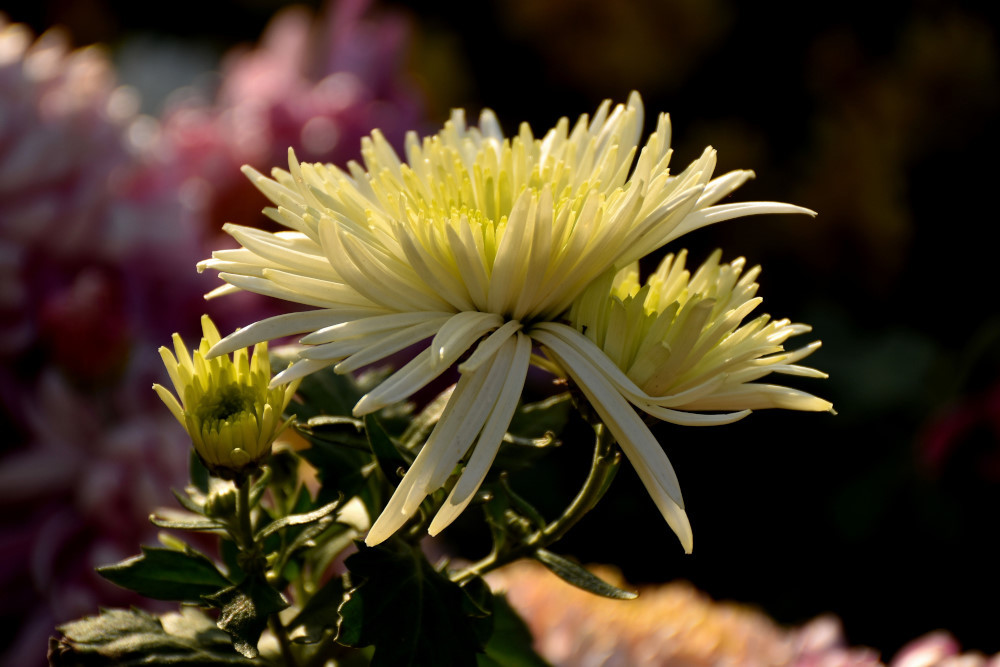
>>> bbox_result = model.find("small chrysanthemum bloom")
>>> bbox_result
[559,249,833,419]
[199,93,813,549]
[153,315,299,480]
[531,251,831,549]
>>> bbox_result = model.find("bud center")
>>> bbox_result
[197,384,256,423]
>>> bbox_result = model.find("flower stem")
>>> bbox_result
[236,479,254,551]
[452,421,620,584]
[270,615,299,667]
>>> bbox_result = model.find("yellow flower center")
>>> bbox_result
[196,384,256,424]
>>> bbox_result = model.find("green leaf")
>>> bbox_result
[248,466,273,508]
[499,476,547,530]
[365,413,412,487]
[477,594,551,667]
[533,549,637,600]
[98,547,230,603]
[49,607,262,666]
[172,487,206,515]
[338,541,488,666]
[303,522,359,584]
[205,575,289,659]
[485,394,569,477]
[461,576,495,646]
[288,576,346,644]
[255,498,342,542]
[149,514,225,532]
[220,539,245,583]
[507,394,570,442]
[190,450,210,494]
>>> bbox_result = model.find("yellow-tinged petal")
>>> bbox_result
[196,94,820,543]
[153,315,293,481]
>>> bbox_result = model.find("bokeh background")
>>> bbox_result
[2,0,998,664]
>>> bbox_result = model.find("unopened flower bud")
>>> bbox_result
[153,315,300,481]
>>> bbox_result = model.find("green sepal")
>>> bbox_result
[477,594,552,667]
[97,546,230,603]
[49,607,263,666]
[337,540,488,666]
[287,575,347,644]
[205,575,289,659]
[533,549,637,600]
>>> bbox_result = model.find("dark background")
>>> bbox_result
[5,0,999,657]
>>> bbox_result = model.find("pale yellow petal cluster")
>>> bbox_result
[197,94,820,549]
[565,249,833,422]
[153,315,299,478]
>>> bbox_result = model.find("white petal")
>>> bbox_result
[428,311,503,371]
[539,331,693,552]
[301,311,452,345]
[458,320,522,373]
[207,309,369,358]
[662,202,816,245]
[365,354,494,544]
[429,332,532,534]
[270,358,335,387]
[333,319,448,373]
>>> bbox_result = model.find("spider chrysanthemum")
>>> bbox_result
[153,315,299,480]
[559,249,832,424]
[199,93,813,550]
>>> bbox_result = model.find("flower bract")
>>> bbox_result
[199,93,815,550]
[153,315,299,480]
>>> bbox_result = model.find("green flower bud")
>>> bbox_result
[154,315,300,481]
[204,486,238,519]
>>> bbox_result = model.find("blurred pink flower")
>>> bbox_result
[0,4,426,662]
[919,380,1000,482]
[154,0,424,242]
[489,562,999,667]
[0,371,188,665]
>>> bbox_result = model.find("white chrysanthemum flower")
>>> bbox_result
[199,93,813,550]
[555,248,831,423]
[153,315,299,480]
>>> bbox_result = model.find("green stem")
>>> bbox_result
[452,422,620,584]
[236,476,299,666]
[269,615,299,667]
[236,479,254,551]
